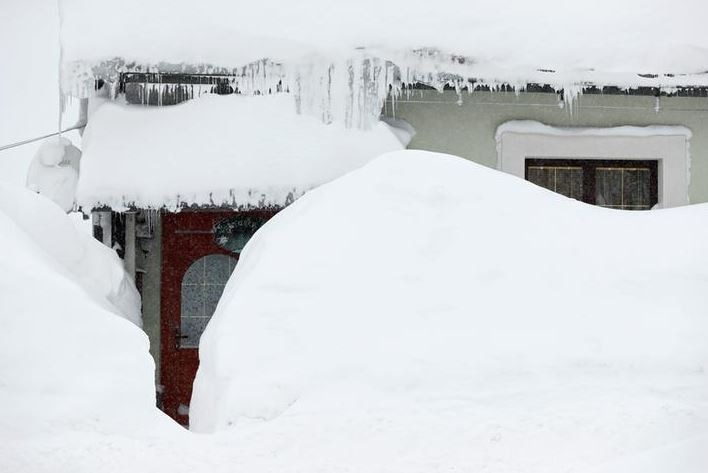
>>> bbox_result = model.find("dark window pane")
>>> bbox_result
[623,169,651,209]
[527,167,551,190]
[555,167,583,200]
[596,167,652,210]
[595,168,623,208]
[528,165,583,200]
[526,159,656,211]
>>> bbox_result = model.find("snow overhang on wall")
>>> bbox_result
[59,0,708,129]
[495,121,692,208]
[76,94,405,210]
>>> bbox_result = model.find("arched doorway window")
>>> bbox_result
[180,254,237,348]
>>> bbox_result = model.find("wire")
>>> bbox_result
[0,123,86,154]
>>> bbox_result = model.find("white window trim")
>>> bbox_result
[495,121,692,208]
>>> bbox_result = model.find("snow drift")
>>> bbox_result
[0,184,152,437]
[190,150,708,470]
[0,185,141,325]
[77,94,405,209]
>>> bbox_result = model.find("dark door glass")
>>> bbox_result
[214,215,268,253]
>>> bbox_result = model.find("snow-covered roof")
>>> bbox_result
[61,0,708,93]
[76,94,405,210]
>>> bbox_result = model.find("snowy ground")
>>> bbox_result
[0,183,166,470]
[3,153,707,472]
[4,1,708,470]
[193,151,708,471]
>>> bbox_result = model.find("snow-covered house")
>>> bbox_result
[76,93,404,423]
[57,0,708,424]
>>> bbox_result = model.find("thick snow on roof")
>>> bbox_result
[190,151,708,470]
[77,94,404,209]
[61,0,708,86]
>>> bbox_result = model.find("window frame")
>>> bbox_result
[495,122,691,208]
[525,158,659,209]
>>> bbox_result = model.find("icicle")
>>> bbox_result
[562,85,583,116]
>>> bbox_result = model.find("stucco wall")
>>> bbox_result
[135,211,162,386]
[383,90,708,204]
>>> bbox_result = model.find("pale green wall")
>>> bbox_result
[383,90,708,204]
[135,212,162,385]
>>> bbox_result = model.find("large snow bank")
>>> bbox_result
[77,94,404,209]
[0,184,152,437]
[61,0,708,80]
[0,184,141,325]
[191,151,708,470]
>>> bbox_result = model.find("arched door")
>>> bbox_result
[160,210,274,425]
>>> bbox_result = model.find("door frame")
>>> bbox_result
[159,208,276,424]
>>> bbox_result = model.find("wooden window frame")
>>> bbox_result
[525,158,659,208]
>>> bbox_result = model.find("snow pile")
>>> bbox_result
[0,184,141,325]
[77,94,405,209]
[0,184,152,439]
[26,136,82,212]
[191,151,708,470]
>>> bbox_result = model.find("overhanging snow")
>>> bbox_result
[76,94,404,210]
[59,0,708,129]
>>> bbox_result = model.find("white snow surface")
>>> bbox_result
[77,94,404,209]
[190,150,708,470]
[60,0,708,81]
[58,0,708,132]
[496,121,694,140]
[26,136,82,212]
[4,152,708,472]
[0,184,141,325]
[0,184,152,436]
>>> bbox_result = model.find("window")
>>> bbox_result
[525,159,658,210]
[496,121,691,208]
[180,254,238,348]
[213,215,268,253]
